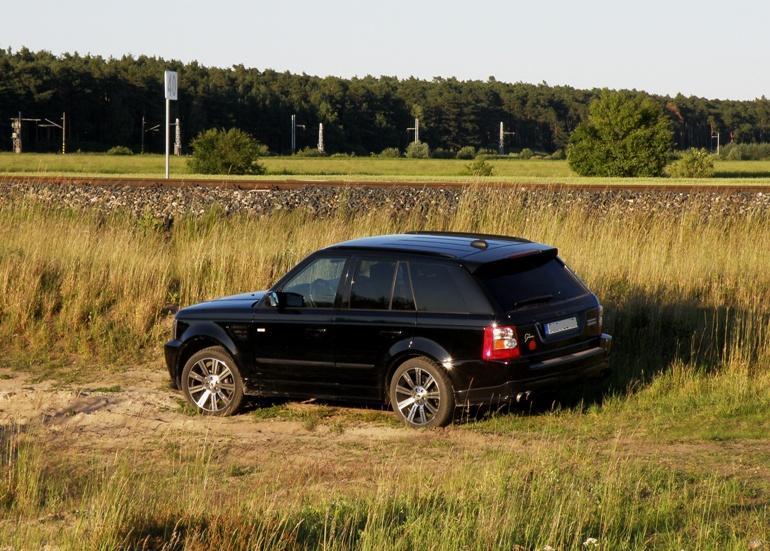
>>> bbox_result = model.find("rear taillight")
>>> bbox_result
[586,306,603,335]
[483,324,520,360]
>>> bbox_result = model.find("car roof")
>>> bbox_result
[324,232,557,272]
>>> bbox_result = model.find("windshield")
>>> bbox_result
[475,257,587,312]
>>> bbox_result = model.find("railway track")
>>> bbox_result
[1,174,770,193]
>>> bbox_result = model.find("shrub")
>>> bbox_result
[666,148,715,178]
[106,146,133,155]
[188,128,265,175]
[549,149,566,160]
[568,90,673,177]
[476,148,496,157]
[465,157,495,176]
[294,147,326,157]
[719,142,770,160]
[405,142,430,159]
[456,146,476,160]
[431,148,453,159]
[519,148,534,160]
[378,147,401,158]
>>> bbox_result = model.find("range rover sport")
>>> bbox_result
[164,232,612,428]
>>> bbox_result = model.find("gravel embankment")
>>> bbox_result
[0,180,769,218]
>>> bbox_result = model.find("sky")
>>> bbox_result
[2,0,767,100]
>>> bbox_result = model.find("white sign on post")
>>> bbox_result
[164,71,178,100]
[164,70,178,179]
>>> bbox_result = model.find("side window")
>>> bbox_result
[410,260,492,314]
[350,259,397,310]
[282,256,346,308]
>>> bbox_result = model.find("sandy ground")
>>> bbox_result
[1,364,768,493]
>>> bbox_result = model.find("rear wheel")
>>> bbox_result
[389,357,454,428]
[181,346,244,416]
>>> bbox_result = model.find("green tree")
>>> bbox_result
[189,128,266,175]
[568,91,673,177]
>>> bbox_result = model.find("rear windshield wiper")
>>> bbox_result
[508,294,553,311]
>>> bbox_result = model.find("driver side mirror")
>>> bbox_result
[265,291,305,309]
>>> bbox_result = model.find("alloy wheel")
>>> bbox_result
[394,366,441,426]
[186,357,237,413]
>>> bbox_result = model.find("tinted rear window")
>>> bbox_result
[475,257,587,311]
[410,260,492,314]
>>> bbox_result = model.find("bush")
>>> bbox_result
[519,148,534,160]
[106,146,133,155]
[378,147,401,158]
[549,149,566,160]
[188,128,265,175]
[476,148,496,157]
[666,148,715,178]
[456,146,476,160]
[431,148,453,159]
[465,157,495,176]
[719,142,770,160]
[568,90,673,177]
[405,142,430,159]
[294,147,326,157]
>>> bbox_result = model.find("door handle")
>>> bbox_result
[306,327,327,334]
[379,329,403,337]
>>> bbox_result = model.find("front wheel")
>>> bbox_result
[181,346,245,416]
[389,357,455,428]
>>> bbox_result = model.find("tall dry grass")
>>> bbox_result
[0,189,767,385]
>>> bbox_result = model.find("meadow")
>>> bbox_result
[3,152,770,184]
[0,190,768,549]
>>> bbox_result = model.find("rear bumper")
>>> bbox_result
[164,339,182,389]
[455,333,612,405]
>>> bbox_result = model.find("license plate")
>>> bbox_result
[544,317,578,335]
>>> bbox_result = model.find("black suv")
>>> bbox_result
[165,232,611,427]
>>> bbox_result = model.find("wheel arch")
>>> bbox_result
[174,323,241,387]
[381,337,452,401]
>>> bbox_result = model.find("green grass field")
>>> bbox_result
[2,152,770,184]
[0,191,768,548]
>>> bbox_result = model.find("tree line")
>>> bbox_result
[3,47,770,155]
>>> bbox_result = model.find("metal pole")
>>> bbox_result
[61,112,66,154]
[141,115,145,154]
[318,123,324,153]
[414,118,419,143]
[165,98,170,179]
[291,114,296,154]
[499,122,504,155]
[174,117,181,156]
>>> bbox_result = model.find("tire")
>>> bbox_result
[181,346,245,416]
[389,357,455,428]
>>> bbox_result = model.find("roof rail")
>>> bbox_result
[405,231,531,243]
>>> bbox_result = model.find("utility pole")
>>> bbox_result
[141,115,160,154]
[318,123,325,153]
[407,118,420,143]
[164,70,178,179]
[291,114,306,154]
[711,127,720,156]
[498,121,515,155]
[40,113,67,154]
[11,112,42,153]
[11,112,22,154]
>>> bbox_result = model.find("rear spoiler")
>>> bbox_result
[469,247,558,275]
